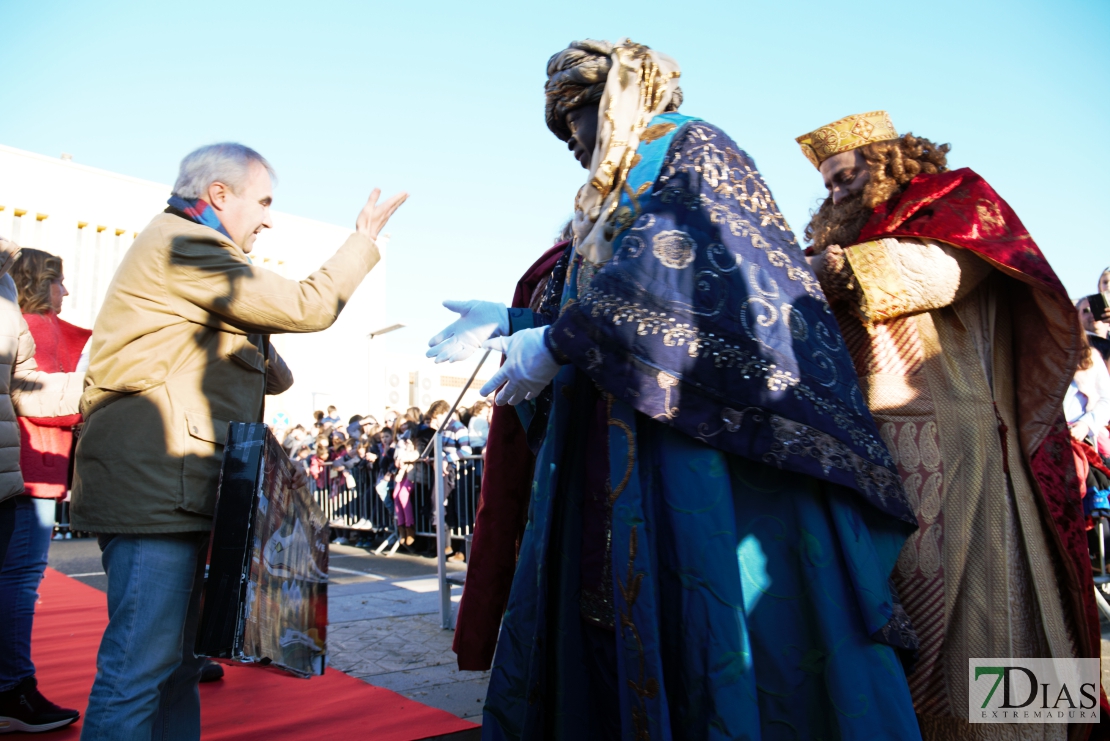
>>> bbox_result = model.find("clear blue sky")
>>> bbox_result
[1,0,1107,356]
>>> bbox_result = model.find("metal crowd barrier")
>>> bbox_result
[309,454,483,543]
[48,454,483,545]
[310,440,478,629]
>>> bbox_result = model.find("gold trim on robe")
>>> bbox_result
[830,237,1077,740]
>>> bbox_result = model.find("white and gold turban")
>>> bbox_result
[545,39,682,264]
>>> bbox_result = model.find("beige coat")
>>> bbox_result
[71,213,380,533]
[0,273,83,504]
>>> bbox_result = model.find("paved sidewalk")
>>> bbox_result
[325,543,490,726]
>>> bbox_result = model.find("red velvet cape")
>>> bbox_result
[861,170,1107,735]
[453,242,569,670]
[20,312,90,499]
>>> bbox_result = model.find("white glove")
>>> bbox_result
[426,300,509,364]
[479,327,562,406]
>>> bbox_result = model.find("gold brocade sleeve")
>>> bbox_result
[845,240,913,323]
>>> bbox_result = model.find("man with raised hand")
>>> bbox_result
[73,142,405,741]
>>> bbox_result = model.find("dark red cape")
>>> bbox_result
[861,170,1106,736]
[452,241,569,670]
[860,167,1064,293]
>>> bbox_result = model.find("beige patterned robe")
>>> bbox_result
[820,237,1078,740]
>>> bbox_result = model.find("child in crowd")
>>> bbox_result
[308,437,332,494]
[376,427,395,466]
[295,446,312,477]
[329,439,359,492]
[467,400,491,455]
[322,405,341,428]
[392,432,419,549]
[371,426,400,540]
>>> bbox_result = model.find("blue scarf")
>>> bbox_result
[166,195,232,240]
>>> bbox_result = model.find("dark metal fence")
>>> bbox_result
[51,500,83,540]
[309,455,483,542]
[47,454,484,545]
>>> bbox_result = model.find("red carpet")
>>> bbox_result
[31,568,478,740]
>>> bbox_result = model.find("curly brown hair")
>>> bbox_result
[11,248,62,315]
[804,133,951,252]
[857,133,950,210]
[425,400,450,423]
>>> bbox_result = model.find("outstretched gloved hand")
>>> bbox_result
[426,300,509,363]
[479,327,562,406]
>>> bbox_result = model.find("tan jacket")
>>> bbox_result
[0,273,83,503]
[71,213,380,533]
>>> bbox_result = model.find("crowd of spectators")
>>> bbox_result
[1071,269,1110,539]
[280,399,492,560]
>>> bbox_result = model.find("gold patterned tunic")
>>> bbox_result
[822,237,1078,740]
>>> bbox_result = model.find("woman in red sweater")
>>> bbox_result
[0,248,89,730]
[12,251,89,500]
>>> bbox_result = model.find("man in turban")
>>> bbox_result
[799,112,1102,739]
[431,41,922,739]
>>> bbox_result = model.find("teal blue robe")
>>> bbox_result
[482,115,922,740]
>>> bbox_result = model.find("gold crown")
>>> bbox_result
[796,111,899,169]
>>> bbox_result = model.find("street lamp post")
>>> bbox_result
[434,433,451,629]
[366,323,406,419]
[367,323,405,340]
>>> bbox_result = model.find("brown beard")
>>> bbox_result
[803,191,874,253]
[804,133,952,253]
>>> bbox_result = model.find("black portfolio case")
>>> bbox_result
[195,422,328,677]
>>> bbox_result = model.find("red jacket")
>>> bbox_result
[20,312,90,499]
[452,241,568,670]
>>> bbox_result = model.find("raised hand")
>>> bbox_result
[356,189,408,241]
[426,300,509,364]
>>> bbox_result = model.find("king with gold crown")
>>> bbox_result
[798,112,1105,738]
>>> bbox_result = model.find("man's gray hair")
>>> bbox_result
[171,142,276,199]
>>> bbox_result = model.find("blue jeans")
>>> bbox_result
[81,533,208,741]
[0,496,56,692]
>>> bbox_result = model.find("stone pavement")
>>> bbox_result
[324,543,490,727]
